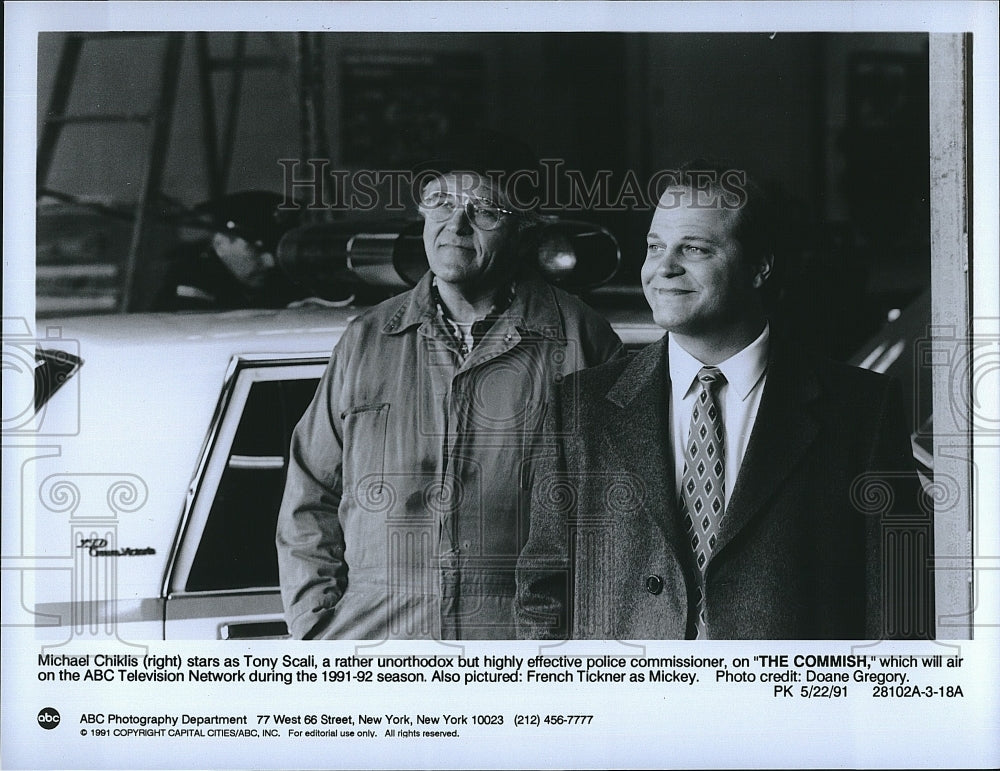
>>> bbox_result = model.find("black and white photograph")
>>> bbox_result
[2,2,998,769]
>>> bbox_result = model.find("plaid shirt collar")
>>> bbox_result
[380,271,564,343]
[430,277,517,357]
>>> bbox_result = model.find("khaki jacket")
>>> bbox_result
[277,273,623,639]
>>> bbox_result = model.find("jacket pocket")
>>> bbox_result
[341,403,390,507]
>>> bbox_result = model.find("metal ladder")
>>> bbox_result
[37,32,290,312]
[37,32,184,312]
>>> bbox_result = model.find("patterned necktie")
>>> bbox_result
[679,366,726,639]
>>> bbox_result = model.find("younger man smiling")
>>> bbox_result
[516,163,934,641]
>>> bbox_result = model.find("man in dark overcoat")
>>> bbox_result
[516,164,934,640]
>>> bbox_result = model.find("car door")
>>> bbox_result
[163,356,324,639]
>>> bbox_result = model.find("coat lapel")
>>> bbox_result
[592,334,822,573]
[597,337,690,559]
[713,339,822,559]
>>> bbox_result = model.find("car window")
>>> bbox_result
[180,368,321,593]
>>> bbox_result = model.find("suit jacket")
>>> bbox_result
[515,333,935,640]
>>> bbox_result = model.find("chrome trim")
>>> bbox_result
[217,353,333,365]
[167,586,280,600]
[160,357,244,601]
[228,455,285,470]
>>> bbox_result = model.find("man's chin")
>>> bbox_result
[649,307,691,332]
[429,259,485,283]
[431,268,479,288]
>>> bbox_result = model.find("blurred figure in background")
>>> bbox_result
[154,190,302,311]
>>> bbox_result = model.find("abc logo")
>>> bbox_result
[37,708,61,729]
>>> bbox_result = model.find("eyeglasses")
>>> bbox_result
[418,190,515,231]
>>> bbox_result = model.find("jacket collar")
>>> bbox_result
[380,271,564,341]
[605,333,669,407]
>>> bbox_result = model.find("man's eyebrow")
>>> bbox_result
[646,232,721,244]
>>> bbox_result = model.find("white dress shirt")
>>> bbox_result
[668,325,770,509]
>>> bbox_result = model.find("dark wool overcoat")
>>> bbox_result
[516,334,935,640]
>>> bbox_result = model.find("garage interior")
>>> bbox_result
[37,33,930,347]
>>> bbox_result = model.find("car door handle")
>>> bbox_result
[220,620,289,640]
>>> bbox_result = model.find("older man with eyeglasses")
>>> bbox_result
[276,130,623,640]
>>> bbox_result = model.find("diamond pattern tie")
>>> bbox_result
[680,366,726,639]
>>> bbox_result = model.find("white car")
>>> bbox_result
[14,304,662,641]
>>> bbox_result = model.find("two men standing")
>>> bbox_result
[277,144,933,641]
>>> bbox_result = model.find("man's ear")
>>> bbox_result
[752,253,774,288]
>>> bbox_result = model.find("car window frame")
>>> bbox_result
[162,353,328,601]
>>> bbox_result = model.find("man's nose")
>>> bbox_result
[445,202,474,233]
[654,248,684,276]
